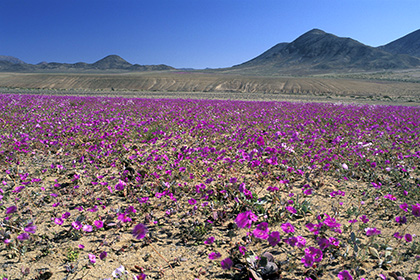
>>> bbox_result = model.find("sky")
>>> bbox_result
[1,0,419,69]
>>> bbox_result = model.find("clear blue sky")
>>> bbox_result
[1,0,419,69]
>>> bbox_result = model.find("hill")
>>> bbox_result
[228,29,420,75]
[379,28,420,58]
[0,55,175,73]
[0,55,26,64]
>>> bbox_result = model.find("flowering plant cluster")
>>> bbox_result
[0,94,419,279]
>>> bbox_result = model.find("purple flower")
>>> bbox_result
[284,236,298,247]
[338,270,353,280]
[285,206,297,214]
[99,251,107,260]
[208,252,221,260]
[221,257,233,270]
[305,247,323,262]
[204,236,215,245]
[17,232,30,241]
[24,223,37,234]
[395,216,407,224]
[360,215,369,223]
[256,136,265,146]
[132,223,148,240]
[317,237,330,250]
[115,180,126,191]
[5,205,17,215]
[281,222,295,233]
[62,212,71,219]
[301,255,314,267]
[400,203,409,212]
[303,188,313,195]
[239,246,247,255]
[405,234,413,242]
[253,222,270,239]
[188,199,197,205]
[365,227,381,236]
[412,204,420,217]
[393,232,403,239]
[235,211,258,228]
[267,231,280,246]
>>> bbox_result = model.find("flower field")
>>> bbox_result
[0,94,420,280]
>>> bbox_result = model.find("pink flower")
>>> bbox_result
[94,220,104,228]
[188,199,197,205]
[204,236,215,245]
[253,222,270,239]
[88,253,96,264]
[82,225,93,232]
[281,222,295,233]
[54,217,64,225]
[365,227,381,236]
[239,246,247,255]
[235,211,258,228]
[221,257,233,270]
[72,220,82,230]
[133,223,148,240]
[285,206,297,214]
[297,236,306,248]
[338,270,353,280]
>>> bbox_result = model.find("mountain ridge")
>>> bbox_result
[0,54,175,73]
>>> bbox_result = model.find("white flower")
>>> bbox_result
[112,265,126,278]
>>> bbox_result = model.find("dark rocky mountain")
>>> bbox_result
[231,29,420,75]
[0,55,174,72]
[379,29,420,58]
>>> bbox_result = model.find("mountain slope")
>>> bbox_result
[231,29,420,74]
[379,29,420,58]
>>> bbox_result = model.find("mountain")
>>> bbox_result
[91,55,132,70]
[230,29,420,75]
[379,29,420,58]
[0,55,175,72]
[0,55,26,64]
